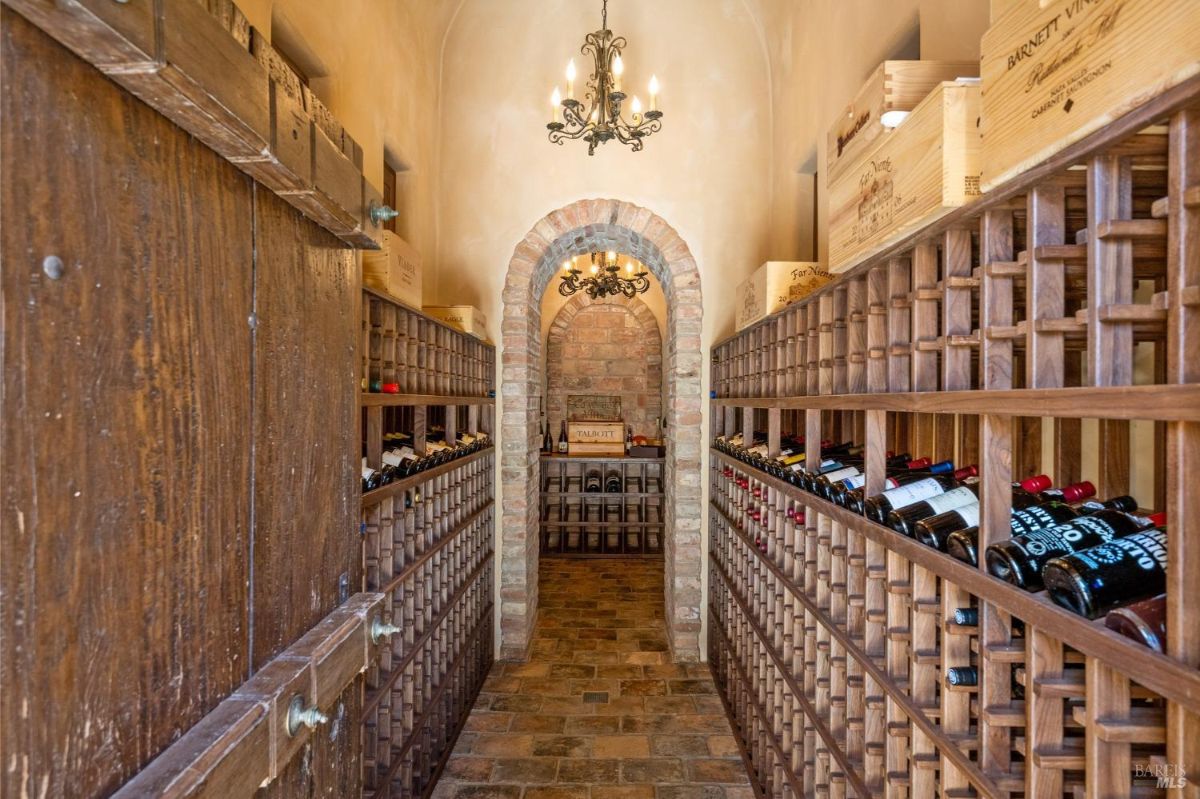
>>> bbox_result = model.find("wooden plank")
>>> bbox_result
[708,383,1200,421]
[251,190,359,666]
[0,13,253,794]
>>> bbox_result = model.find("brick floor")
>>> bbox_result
[433,559,751,799]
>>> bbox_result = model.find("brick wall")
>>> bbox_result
[546,295,663,439]
[499,198,704,662]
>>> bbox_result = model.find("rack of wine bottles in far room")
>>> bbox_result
[539,455,665,557]
[358,286,496,799]
[707,88,1200,799]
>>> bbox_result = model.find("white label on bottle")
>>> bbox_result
[955,503,981,527]
[881,478,944,509]
[399,446,417,462]
[924,486,977,514]
[382,452,403,468]
[822,466,860,483]
[362,466,376,481]
[840,474,866,489]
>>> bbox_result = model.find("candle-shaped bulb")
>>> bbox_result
[607,250,616,264]
[626,261,633,274]
[566,59,577,99]
[648,74,659,111]
[590,263,599,274]
[562,260,571,272]
[551,86,561,123]
[612,54,624,92]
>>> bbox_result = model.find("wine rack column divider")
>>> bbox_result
[707,88,1200,799]
[358,287,496,799]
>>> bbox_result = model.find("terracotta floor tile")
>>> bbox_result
[437,559,747,794]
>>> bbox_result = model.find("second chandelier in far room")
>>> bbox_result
[546,0,663,155]
[559,252,650,299]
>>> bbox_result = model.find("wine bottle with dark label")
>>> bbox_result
[986,509,1163,591]
[940,493,1137,566]
[1007,482,1101,535]
[1043,527,1168,619]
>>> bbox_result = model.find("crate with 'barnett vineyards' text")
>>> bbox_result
[980,0,1200,191]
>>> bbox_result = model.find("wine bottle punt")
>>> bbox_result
[1103,593,1166,653]
[1043,526,1168,619]
[945,666,978,687]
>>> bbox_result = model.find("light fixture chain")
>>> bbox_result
[602,0,607,31]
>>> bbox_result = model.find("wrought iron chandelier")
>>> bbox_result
[546,0,663,155]
[559,252,650,298]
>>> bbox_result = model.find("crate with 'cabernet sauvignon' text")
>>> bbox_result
[980,0,1200,191]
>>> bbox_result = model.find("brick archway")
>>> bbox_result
[545,293,663,439]
[500,199,703,661]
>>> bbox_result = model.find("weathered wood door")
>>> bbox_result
[1,10,363,796]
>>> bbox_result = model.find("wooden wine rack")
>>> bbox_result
[539,454,665,557]
[359,288,496,799]
[707,85,1200,798]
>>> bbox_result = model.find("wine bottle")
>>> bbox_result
[986,509,1163,591]
[940,493,1138,566]
[1103,593,1166,653]
[543,422,553,454]
[1043,526,1168,619]
[951,607,978,626]
[605,469,622,493]
[625,425,633,454]
[922,507,982,554]
[945,666,978,687]
[558,420,569,454]
[908,474,1050,548]
[584,468,602,492]
[862,466,978,523]
[1007,482,1101,536]
[361,456,381,493]
[827,454,917,506]
[887,483,980,536]
[839,457,939,510]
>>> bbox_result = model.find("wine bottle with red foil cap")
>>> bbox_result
[940,491,1136,566]
[986,507,1161,590]
[1104,593,1166,652]
[1043,526,1168,619]
[862,466,979,523]
[1007,481,1099,535]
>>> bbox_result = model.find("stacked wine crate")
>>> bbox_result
[707,89,1200,796]
[359,287,496,798]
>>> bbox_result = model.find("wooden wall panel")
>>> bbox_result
[251,188,359,666]
[1,10,253,796]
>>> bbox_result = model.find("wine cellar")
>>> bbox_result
[5,0,1200,797]
[359,288,496,797]
[707,87,1200,796]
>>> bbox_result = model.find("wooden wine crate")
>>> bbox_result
[980,0,1200,191]
[735,261,832,331]
[423,305,487,339]
[827,60,979,183]
[567,441,625,456]
[828,80,982,273]
[568,421,625,444]
[362,231,422,308]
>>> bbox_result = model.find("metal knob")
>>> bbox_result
[371,617,402,644]
[369,201,399,227]
[287,695,328,736]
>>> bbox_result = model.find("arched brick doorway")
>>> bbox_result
[499,199,703,661]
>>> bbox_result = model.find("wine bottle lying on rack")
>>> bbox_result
[907,474,1052,547]
[841,458,956,511]
[984,506,1159,590]
[1042,526,1168,619]
[944,665,1025,698]
[1104,593,1166,652]
[941,493,1136,566]
[861,465,978,522]
[361,456,381,493]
